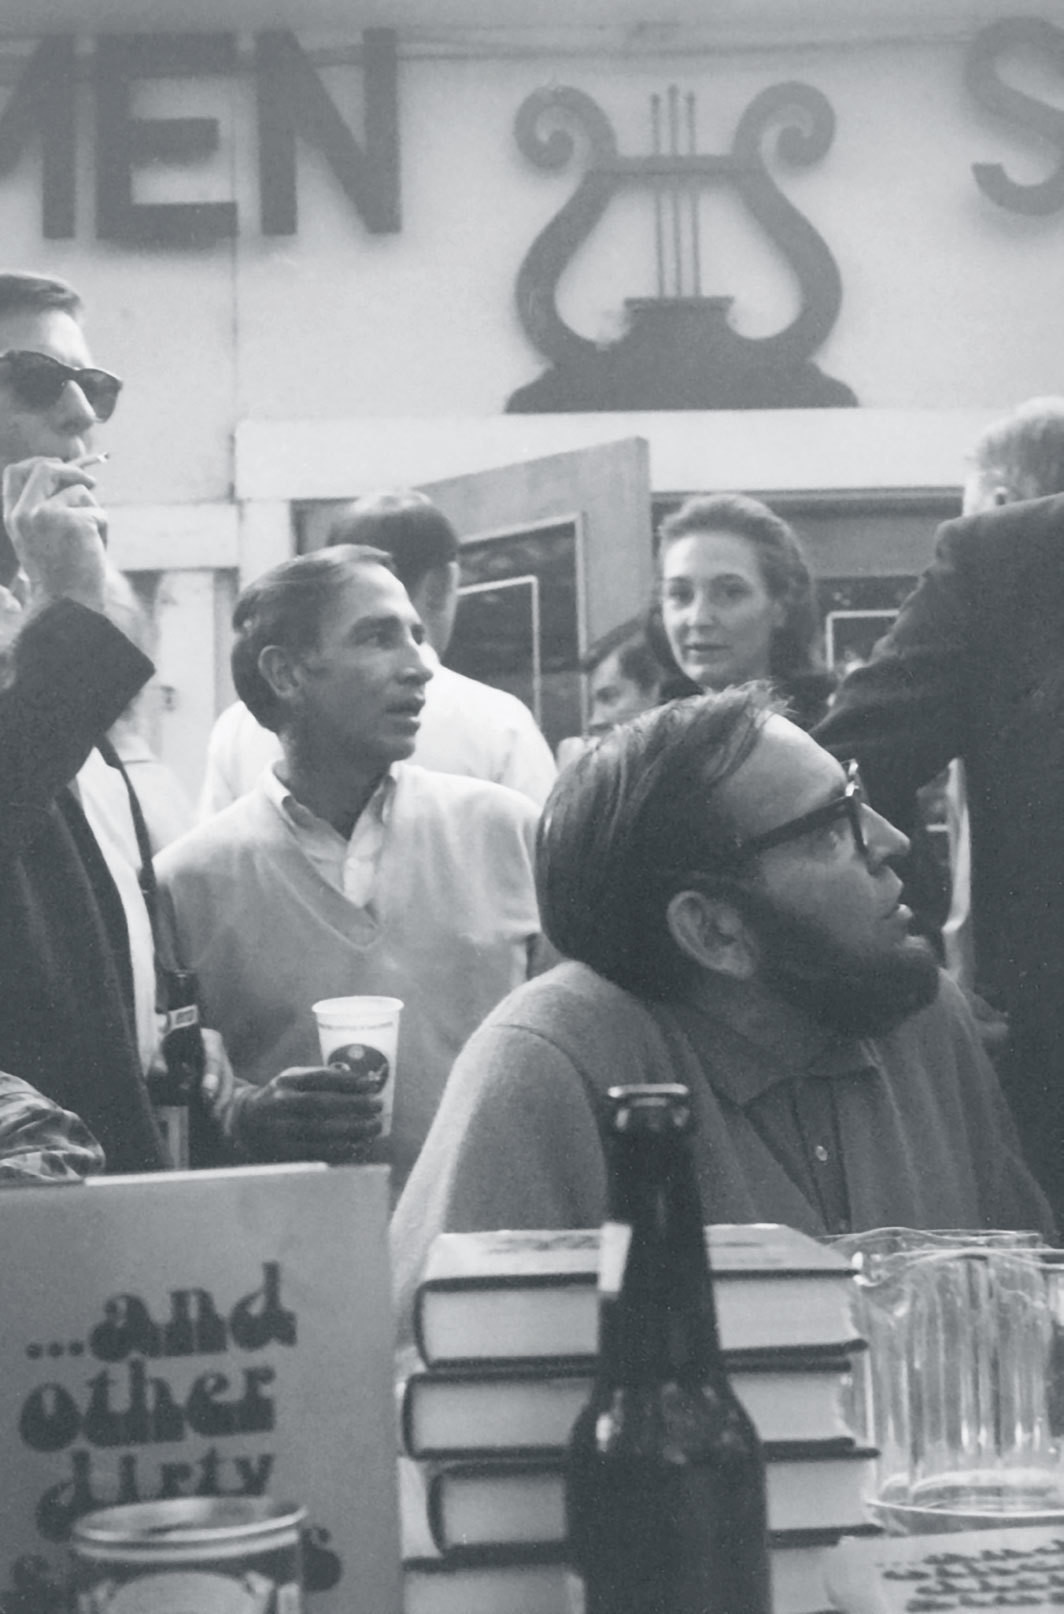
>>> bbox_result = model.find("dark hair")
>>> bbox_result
[0,272,81,322]
[231,544,395,732]
[582,618,666,696]
[971,397,1064,502]
[647,492,822,683]
[536,684,780,999]
[326,491,459,597]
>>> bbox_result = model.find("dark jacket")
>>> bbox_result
[0,598,168,1173]
[816,493,1064,1017]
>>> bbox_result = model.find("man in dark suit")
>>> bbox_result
[816,398,1064,1219]
[0,270,168,1173]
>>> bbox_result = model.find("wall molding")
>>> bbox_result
[235,409,1000,503]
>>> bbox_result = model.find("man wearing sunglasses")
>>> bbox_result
[393,685,1052,1328]
[0,270,168,1174]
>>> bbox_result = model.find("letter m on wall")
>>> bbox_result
[256,28,399,235]
[0,38,77,238]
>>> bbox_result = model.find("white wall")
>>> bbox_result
[0,11,1058,791]
[0,16,1059,518]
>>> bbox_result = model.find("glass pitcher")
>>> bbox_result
[829,1227,1062,1534]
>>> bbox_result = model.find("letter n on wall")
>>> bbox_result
[255,28,400,235]
[0,38,77,238]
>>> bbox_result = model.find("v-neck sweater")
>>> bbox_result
[156,763,540,1188]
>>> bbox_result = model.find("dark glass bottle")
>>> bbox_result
[566,1084,772,1614]
[148,970,208,1171]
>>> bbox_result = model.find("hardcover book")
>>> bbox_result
[403,1545,860,1614]
[414,1223,859,1367]
[401,1348,863,1458]
[400,1459,877,1614]
[418,1447,877,1550]
[0,1164,401,1614]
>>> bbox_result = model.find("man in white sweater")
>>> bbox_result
[156,545,541,1190]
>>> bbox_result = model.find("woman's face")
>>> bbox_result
[659,529,785,691]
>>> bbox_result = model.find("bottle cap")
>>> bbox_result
[606,1084,692,1132]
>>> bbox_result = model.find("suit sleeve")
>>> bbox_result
[814,518,975,835]
[0,598,152,855]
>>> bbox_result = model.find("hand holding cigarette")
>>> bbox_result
[2,452,110,614]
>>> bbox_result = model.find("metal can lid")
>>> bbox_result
[72,1498,306,1563]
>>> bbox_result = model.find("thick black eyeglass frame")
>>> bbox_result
[0,350,123,422]
[723,759,869,865]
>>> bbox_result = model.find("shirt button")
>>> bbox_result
[814,1144,829,1162]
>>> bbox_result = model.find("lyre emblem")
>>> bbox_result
[506,82,856,413]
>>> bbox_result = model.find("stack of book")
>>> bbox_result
[399,1222,878,1614]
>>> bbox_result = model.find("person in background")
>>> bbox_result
[645,492,835,728]
[198,491,557,816]
[585,619,666,736]
[815,397,1064,1222]
[0,269,168,1174]
[158,545,541,1191]
[555,620,666,769]
[392,688,1052,1334]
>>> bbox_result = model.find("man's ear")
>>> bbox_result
[666,888,757,981]
[257,643,302,705]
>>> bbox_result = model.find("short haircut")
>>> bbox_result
[537,684,780,999]
[582,618,665,695]
[325,491,459,597]
[0,271,81,322]
[971,397,1064,502]
[649,492,821,682]
[231,544,395,732]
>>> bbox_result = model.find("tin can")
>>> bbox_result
[70,1496,306,1614]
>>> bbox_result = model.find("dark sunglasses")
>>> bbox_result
[727,759,869,863]
[0,349,123,422]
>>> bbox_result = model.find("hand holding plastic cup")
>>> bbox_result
[311,996,403,1139]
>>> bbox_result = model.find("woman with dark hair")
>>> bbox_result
[646,492,834,730]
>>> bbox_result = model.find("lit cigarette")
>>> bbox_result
[74,451,109,469]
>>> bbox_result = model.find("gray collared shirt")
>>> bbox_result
[665,1004,881,1236]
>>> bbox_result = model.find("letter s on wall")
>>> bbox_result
[967,16,1064,215]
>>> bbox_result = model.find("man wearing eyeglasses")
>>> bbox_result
[392,685,1052,1326]
[0,270,168,1174]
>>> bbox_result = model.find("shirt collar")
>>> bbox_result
[262,762,399,837]
[662,998,882,1109]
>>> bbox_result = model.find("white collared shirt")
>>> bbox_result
[75,748,159,1073]
[261,764,397,909]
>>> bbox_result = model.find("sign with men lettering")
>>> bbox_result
[0,1163,400,1614]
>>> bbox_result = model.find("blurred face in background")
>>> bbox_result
[588,648,660,736]
[659,530,784,691]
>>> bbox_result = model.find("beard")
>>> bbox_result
[734,885,941,1039]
